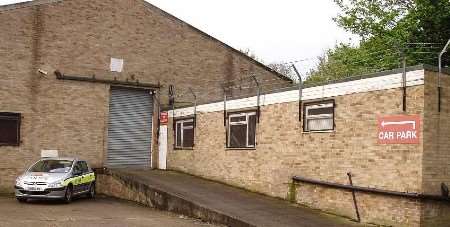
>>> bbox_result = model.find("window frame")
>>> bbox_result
[0,112,21,146]
[227,111,257,149]
[174,118,195,149]
[303,100,335,132]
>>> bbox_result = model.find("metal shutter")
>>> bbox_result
[107,87,153,167]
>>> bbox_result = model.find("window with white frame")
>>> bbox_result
[303,101,335,132]
[227,112,257,148]
[175,118,194,148]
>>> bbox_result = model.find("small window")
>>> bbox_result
[175,118,194,148]
[0,112,21,146]
[303,101,335,132]
[227,112,257,148]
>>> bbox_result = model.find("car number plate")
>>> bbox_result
[27,186,44,191]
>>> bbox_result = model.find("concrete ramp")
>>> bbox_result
[96,169,360,227]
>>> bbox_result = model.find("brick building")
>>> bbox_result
[166,65,450,227]
[0,0,290,192]
[2,1,450,227]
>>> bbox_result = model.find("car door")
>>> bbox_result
[72,161,84,194]
[79,161,91,192]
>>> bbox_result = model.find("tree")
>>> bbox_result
[267,63,297,82]
[308,0,450,84]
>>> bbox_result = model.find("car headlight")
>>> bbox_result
[15,176,23,186]
[48,181,64,188]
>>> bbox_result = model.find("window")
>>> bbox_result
[303,101,335,132]
[227,112,257,148]
[175,118,194,148]
[0,113,21,146]
[73,162,83,175]
[28,160,73,173]
[79,161,90,173]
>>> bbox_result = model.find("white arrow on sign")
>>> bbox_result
[381,120,416,129]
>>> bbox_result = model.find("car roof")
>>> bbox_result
[40,157,79,162]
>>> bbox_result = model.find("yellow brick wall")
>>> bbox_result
[167,85,426,226]
[421,71,450,226]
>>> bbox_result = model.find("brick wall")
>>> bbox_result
[0,0,287,193]
[421,71,450,226]
[167,76,427,226]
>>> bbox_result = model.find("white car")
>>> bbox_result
[15,157,96,203]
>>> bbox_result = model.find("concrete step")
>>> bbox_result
[96,169,361,227]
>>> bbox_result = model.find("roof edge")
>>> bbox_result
[0,0,63,12]
[167,64,445,110]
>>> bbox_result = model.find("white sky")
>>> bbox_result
[0,0,357,73]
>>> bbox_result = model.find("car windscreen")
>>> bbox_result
[29,160,74,173]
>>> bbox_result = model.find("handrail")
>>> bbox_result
[292,175,450,202]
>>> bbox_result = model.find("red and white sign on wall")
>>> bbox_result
[160,112,169,125]
[378,115,421,144]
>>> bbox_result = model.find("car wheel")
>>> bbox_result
[88,182,95,199]
[16,197,27,203]
[64,185,73,204]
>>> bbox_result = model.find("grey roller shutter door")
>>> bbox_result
[107,87,153,167]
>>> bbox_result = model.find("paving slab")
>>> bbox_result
[109,169,362,227]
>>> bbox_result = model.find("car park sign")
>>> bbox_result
[378,115,420,144]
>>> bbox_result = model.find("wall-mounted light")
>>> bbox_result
[38,69,48,77]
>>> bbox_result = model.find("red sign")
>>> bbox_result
[378,115,420,144]
[160,112,168,125]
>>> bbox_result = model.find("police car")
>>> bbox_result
[14,158,96,203]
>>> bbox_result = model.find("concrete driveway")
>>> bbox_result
[0,195,219,227]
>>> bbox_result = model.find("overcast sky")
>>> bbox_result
[0,0,357,73]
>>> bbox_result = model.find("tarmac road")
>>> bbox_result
[0,195,219,227]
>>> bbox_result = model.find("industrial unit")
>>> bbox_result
[1,0,450,226]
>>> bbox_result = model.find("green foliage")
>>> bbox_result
[308,0,450,84]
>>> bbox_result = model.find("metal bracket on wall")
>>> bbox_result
[168,85,175,135]
[223,86,227,127]
[438,39,450,112]
[189,88,197,128]
[292,65,303,122]
[347,172,361,223]
[401,53,407,112]
[251,75,261,123]
[155,88,161,144]
[54,71,160,89]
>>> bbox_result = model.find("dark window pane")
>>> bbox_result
[183,121,194,127]
[248,115,256,147]
[308,107,333,115]
[176,122,182,147]
[80,161,89,173]
[183,128,194,148]
[229,124,247,148]
[0,118,19,145]
[230,116,246,122]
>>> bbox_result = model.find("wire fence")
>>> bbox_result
[165,41,449,109]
